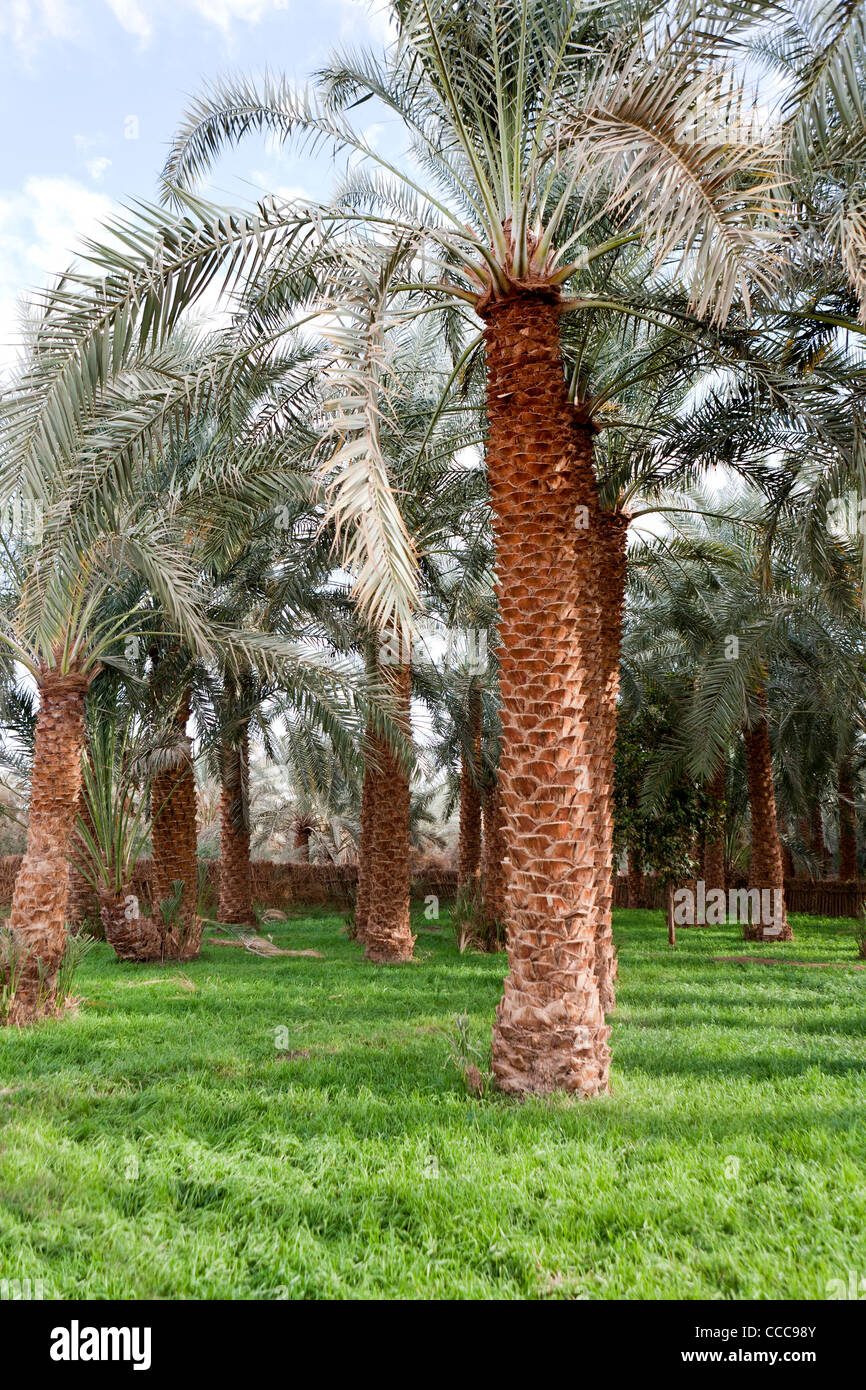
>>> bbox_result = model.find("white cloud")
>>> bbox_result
[104,0,152,41]
[85,157,112,182]
[335,0,394,44]
[1,0,394,55]
[188,0,277,27]
[0,0,78,59]
[248,175,313,203]
[0,176,114,374]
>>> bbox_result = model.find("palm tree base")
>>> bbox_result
[364,928,416,964]
[162,922,204,962]
[100,891,163,961]
[492,1003,611,1097]
[742,919,793,944]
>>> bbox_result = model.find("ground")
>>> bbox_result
[0,907,864,1299]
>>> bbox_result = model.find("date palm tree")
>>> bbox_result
[157,0,783,1091]
[0,348,217,1021]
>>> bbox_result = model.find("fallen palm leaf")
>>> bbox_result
[120,975,197,989]
[205,936,322,958]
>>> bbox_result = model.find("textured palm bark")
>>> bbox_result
[481,778,507,949]
[743,694,792,942]
[5,667,91,1024]
[809,803,829,874]
[703,761,727,896]
[838,760,858,880]
[481,289,609,1096]
[99,889,161,960]
[626,846,645,908]
[67,748,100,933]
[364,661,415,964]
[458,685,483,893]
[151,692,202,961]
[593,509,628,1014]
[353,732,378,943]
[218,728,255,927]
[293,824,313,861]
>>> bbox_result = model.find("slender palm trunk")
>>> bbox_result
[67,740,100,933]
[353,725,379,943]
[4,667,91,1024]
[838,760,858,880]
[594,509,628,1014]
[364,660,415,963]
[293,824,312,861]
[743,692,791,942]
[703,761,727,896]
[481,777,506,949]
[626,845,644,908]
[809,802,828,875]
[218,725,255,928]
[151,691,201,961]
[481,289,609,1096]
[457,685,482,894]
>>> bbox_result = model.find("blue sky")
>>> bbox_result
[0,0,394,367]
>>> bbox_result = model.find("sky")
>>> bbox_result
[0,0,396,370]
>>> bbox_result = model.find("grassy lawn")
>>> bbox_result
[0,907,864,1300]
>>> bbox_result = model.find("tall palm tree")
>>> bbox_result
[160,0,780,1091]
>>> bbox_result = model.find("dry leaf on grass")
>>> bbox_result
[205,937,322,959]
[120,975,196,990]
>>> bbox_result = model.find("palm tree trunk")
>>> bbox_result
[838,760,858,880]
[353,725,379,943]
[457,684,482,894]
[151,691,201,961]
[809,802,828,875]
[481,777,506,949]
[100,887,161,960]
[4,667,91,1024]
[364,660,415,964]
[743,692,792,942]
[218,725,255,927]
[481,289,609,1096]
[626,845,644,908]
[293,824,312,862]
[594,509,629,1014]
[67,740,100,933]
[703,761,727,896]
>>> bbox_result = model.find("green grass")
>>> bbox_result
[0,907,864,1299]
